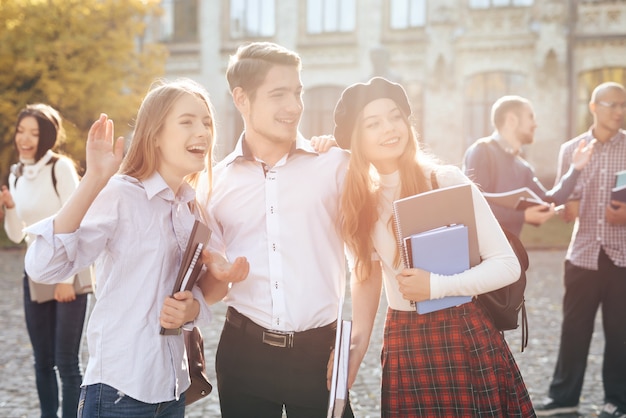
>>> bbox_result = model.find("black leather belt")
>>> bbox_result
[225,306,336,349]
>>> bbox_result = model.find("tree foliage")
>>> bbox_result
[0,0,167,180]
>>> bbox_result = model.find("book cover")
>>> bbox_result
[611,184,626,204]
[483,187,549,211]
[160,219,211,335]
[392,183,480,268]
[407,224,472,314]
[327,300,352,418]
[615,170,626,188]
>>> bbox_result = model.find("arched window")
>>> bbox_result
[463,72,527,148]
[577,68,626,135]
[158,0,199,43]
[300,86,344,138]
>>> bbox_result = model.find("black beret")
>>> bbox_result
[333,77,411,149]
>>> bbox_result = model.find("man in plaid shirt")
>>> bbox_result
[536,82,626,417]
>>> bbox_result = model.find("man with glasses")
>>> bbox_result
[536,82,626,417]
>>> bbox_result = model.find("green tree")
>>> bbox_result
[0,0,168,180]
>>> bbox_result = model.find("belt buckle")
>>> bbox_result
[262,330,294,348]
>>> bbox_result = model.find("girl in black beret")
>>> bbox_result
[334,77,536,417]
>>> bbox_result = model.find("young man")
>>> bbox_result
[463,95,593,237]
[198,42,352,418]
[536,82,626,417]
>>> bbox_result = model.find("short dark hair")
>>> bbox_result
[14,104,65,162]
[491,95,531,131]
[226,42,301,100]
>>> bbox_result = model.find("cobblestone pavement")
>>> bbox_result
[0,248,605,417]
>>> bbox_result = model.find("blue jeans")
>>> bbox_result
[23,274,88,418]
[78,384,186,418]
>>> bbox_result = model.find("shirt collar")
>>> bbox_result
[225,131,318,167]
[586,128,626,145]
[492,132,520,156]
[122,172,196,204]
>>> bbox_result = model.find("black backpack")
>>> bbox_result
[476,226,529,352]
[430,171,529,352]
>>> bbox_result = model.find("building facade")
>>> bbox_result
[150,0,626,181]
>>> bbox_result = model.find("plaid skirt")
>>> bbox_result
[381,300,536,417]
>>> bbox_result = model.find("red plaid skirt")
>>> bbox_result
[381,300,536,417]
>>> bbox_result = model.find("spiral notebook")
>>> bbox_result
[392,183,480,313]
[160,219,211,335]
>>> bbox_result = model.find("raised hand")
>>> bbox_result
[571,138,595,170]
[85,114,125,182]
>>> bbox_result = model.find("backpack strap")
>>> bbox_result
[430,170,439,190]
[432,166,529,351]
[48,156,59,197]
[11,156,59,197]
[500,226,529,351]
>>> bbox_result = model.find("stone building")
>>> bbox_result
[148,0,626,181]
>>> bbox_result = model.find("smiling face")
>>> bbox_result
[14,116,40,161]
[155,93,213,190]
[355,98,410,174]
[239,64,303,150]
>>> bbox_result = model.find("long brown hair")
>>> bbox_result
[119,78,215,192]
[340,109,438,281]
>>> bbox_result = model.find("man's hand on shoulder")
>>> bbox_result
[310,135,337,153]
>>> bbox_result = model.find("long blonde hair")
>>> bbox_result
[340,110,438,281]
[120,78,215,193]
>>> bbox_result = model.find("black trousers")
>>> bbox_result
[549,249,626,410]
[216,308,354,418]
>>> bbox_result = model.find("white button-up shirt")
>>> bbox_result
[199,134,350,332]
[24,172,211,403]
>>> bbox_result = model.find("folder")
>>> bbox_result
[483,187,549,211]
[393,183,480,267]
[327,299,352,418]
[160,219,211,335]
[615,170,626,188]
[406,224,472,314]
[611,184,626,204]
[392,183,479,313]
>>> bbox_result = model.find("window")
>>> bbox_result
[230,0,275,38]
[469,0,533,8]
[390,0,426,29]
[299,86,344,138]
[159,0,198,43]
[463,72,527,148]
[306,0,355,34]
[577,68,626,135]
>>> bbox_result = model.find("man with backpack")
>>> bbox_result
[463,95,594,238]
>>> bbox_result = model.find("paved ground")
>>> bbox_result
[0,248,605,417]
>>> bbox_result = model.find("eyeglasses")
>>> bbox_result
[596,101,626,111]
